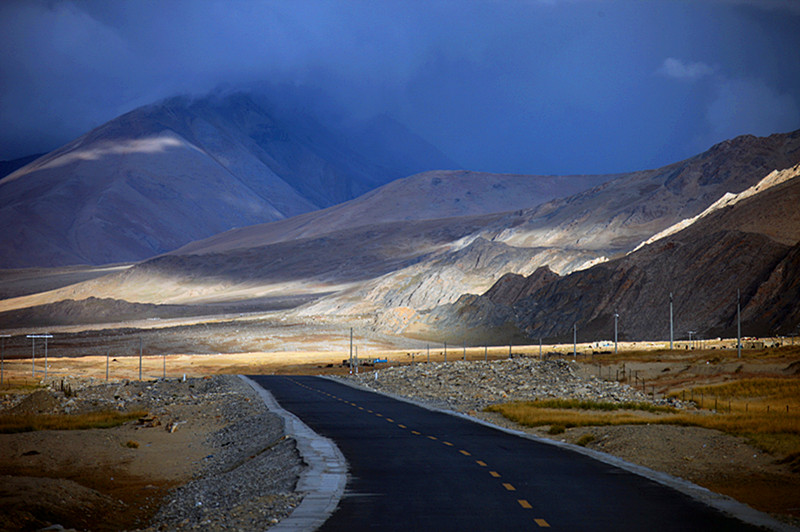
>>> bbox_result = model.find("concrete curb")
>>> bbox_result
[240,375,347,532]
[327,375,798,532]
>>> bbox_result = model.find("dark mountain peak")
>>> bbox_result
[0,90,455,268]
[484,266,559,305]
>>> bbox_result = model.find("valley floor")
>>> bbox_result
[1,334,799,529]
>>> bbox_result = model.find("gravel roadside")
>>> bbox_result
[0,375,307,531]
[143,376,306,531]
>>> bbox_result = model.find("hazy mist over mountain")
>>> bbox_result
[2,1,799,175]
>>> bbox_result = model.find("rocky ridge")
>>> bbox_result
[412,162,800,342]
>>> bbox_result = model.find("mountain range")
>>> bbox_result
[411,162,800,343]
[0,89,798,343]
[0,91,456,268]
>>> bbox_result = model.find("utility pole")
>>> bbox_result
[139,337,143,381]
[573,323,577,357]
[0,335,10,386]
[27,334,52,378]
[539,337,543,358]
[444,342,447,363]
[669,292,674,350]
[614,312,619,355]
[737,290,742,359]
[349,328,353,374]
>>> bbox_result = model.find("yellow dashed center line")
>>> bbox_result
[295,381,555,529]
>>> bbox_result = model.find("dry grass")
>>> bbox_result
[0,379,41,394]
[670,377,800,455]
[526,398,677,413]
[686,378,800,402]
[486,402,670,429]
[0,410,146,433]
[486,396,800,456]
[592,344,800,365]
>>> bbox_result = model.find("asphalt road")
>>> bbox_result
[250,375,762,531]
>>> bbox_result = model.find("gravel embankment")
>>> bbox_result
[1,375,306,531]
[144,376,305,531]
[343,356,684,411]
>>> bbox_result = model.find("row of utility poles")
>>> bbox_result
[345,288,752,371]
[1,334,161,384]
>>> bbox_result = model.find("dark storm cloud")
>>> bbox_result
[1,0,799,175]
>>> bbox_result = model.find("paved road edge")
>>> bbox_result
[241,375,348,532]
[327,376,797,532]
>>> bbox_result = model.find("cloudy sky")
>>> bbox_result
[1,0,799,175]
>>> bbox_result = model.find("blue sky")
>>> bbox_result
[1,0,799,174]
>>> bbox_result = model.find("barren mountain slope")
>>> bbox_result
[295,131,800,321]
[0,92,455,268]
[482,130,800,253]
[423,164,800,342]
[0,214,502,315]
[174,170,613,254]
[3,132,798,337]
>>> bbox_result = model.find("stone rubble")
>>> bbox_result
[1,375,306,531]
[143,376,305,531]
[343,356,685,412]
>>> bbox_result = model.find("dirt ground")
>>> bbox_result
[0,379,228,531]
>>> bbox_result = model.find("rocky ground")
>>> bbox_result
[0,375,305,531]
[346,356,682,411]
